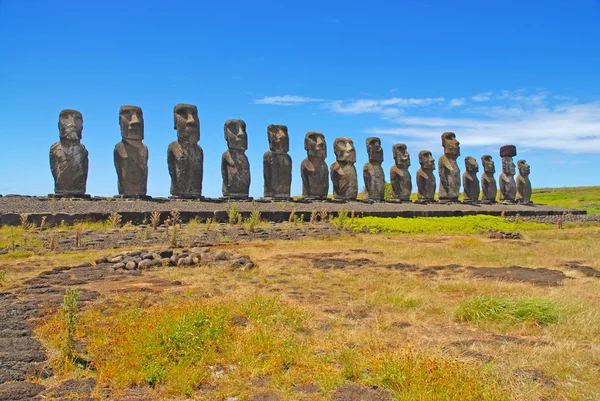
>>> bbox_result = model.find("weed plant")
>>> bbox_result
[0,270,6,286]
[60,288,82,366]
[456,295,561,326]
[227,203,240,225]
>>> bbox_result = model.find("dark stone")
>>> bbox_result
[390,143,412,201]
[516,159,532,204]
[50,109,89,196]
[159,249,173,258]
[363,137,385,201]
[500,144,517,158]
[94,256,108,265]
[301,132,329,199]
[222,119,250,199]
[0,382,45,400]
[438,132,461,201]
[114,105,148,196]
[263,125,292,199]
[480,155,497,203]
[462,156,480,202]
[330,137,358,200]
[331,382,392,401]
[168,104,204,197]
[499,152,517,202]
[416,150,436,202]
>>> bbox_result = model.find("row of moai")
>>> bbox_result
[50,106,532,204]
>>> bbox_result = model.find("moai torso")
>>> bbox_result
[438,132,461,201]
[462,171,480,202]
[499,172,516,201]
[417,168,436,201]
[263,125,292,198]
[481,173,497,202]
[114,105,148,196]
[50,109,89,195]
[515,160,532,204]
[222,119,251,198]
[301,132,329,199]
[330,137,358,200]
[364,137,385,201]
[390,144,412,201]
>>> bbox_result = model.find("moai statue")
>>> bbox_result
[301,132,329,199]
[363,137,385,201]
[438,132,461,202]
[167,104,203,198]
[330,137,358,200]
[114,106,148,197]
[263,125,292,199]
[499,145,517,203]
[389,143,412,202]
[516,159,532,204]
[222,119,251,199]
[462,156,480,203]
[480,155,497,203]
[416,150,436,203]
[49,109,89,197]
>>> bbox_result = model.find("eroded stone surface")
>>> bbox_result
[330,137,358,200]
[114,106,148,196]
[499,145,517,203]
[263,125,292,199]
[363,137,385,201]
[301,132,328,199]
[516,159,532,204]
[390,143,412,201]
[416,150,436,202]
[462,156,480,203]
[50,109,88,195]
[222,120,250,199]
[480,155,497,203]
[168,104,203,197]
[438,132,461,201]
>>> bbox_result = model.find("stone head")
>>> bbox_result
[518,159,530,176]
[304,132,327,159]
[333,137,356,163]
[502,157,515,176]
[464,156,479,173]
[267,125,289,153]
[224,119,248,151]
[481,155,495,174]
[119,105,144,141]
[392,143,410,168]
[418,150,435,171]
[366,137,383,163]
[58,109,83,141]
[441,132,460,158]
[174,104,199,144]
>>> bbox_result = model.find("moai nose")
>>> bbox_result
[130,114,140,126]
[186,113,195,124]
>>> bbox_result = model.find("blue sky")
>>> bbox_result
[1,0,599,198]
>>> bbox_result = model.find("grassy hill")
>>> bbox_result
[531,186,600,214]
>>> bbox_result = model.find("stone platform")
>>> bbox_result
[0,195,585,226]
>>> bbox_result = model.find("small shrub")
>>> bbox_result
[332,208,349,230]
[170,209,181,226]
[170,225,179,248]
[288,208,297,223]
[227,203,240,225]
[19,213,29,229]
[318,208,329,222]
[205,218,214,231]
[107,212,122,229]
[39,216,47,231]
[60,288,82,364]
[310,209,318,224]
[456,295,561,326]
[245,210,261,232]
[0,270,6,286]
[149,211,161,230]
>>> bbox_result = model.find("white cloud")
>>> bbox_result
[471,92,493,102]
[253,95,325,106]
[327,97,445,114]
[449,98,466,107]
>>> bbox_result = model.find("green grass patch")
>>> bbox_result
[351,215,549,235]
[456,295,561,326]
[532,186,600,214]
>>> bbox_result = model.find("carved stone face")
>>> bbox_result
[518,159,530,176]
[481,155,495,174]
[334,137,356,163]
[224,119,248,151]
[441,132,460,158]
[418,150,435,171]
[174,104,199,144]
[502,157,515,176]
[268,125,289,153]
[393,143,410,168]
[59,109,83,141]
[366,137,383,163]
[465,156,479,173]
[305,132,327,158]
[119,106,144,140]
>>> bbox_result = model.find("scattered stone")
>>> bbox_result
[331,382,392,401]
[248,393,281,401]
[293,383,320,394]
[231,316,248,326]
[0,382,45,400]
[44,378,96,398]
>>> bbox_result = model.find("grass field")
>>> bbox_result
[531,186,600,214]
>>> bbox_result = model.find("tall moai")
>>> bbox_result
[222,119,251,199]
[114,105,148,197]
[49,109,89,197]
[462,156,480,203]
[516,159,532,204]
[499,145,517,203]
[480,155,497,203]
[301,132,329,199]
[416,150,436,203]
[167,104,204,198]
[263,125,292,199]
[363,137,385,201]
[389,143,412,202]
[330,137,358,200]
[438,132,461,202]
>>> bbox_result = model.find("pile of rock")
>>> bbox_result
[95,247,255,271]
[487,230,522,239]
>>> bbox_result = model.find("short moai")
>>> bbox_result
[263,124,292,199]
[416,150,436,203]
[389,143,412,202]
[363,137,385,201]
[516,159,532,204]
[462,156,480,203]
[330,137,358,200]
[301,132,329,199]
[49,109,89,197]
[480,155,497,203]
[438,132,461,202]
[114,105,149,197]
[167,104,204,198]
[222,119,251,199]
[499,145,517,203]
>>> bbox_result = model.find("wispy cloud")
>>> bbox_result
[327,97,445,115]
[471,92,493,102]
[449,98,467,107]
[253,95,325,106]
